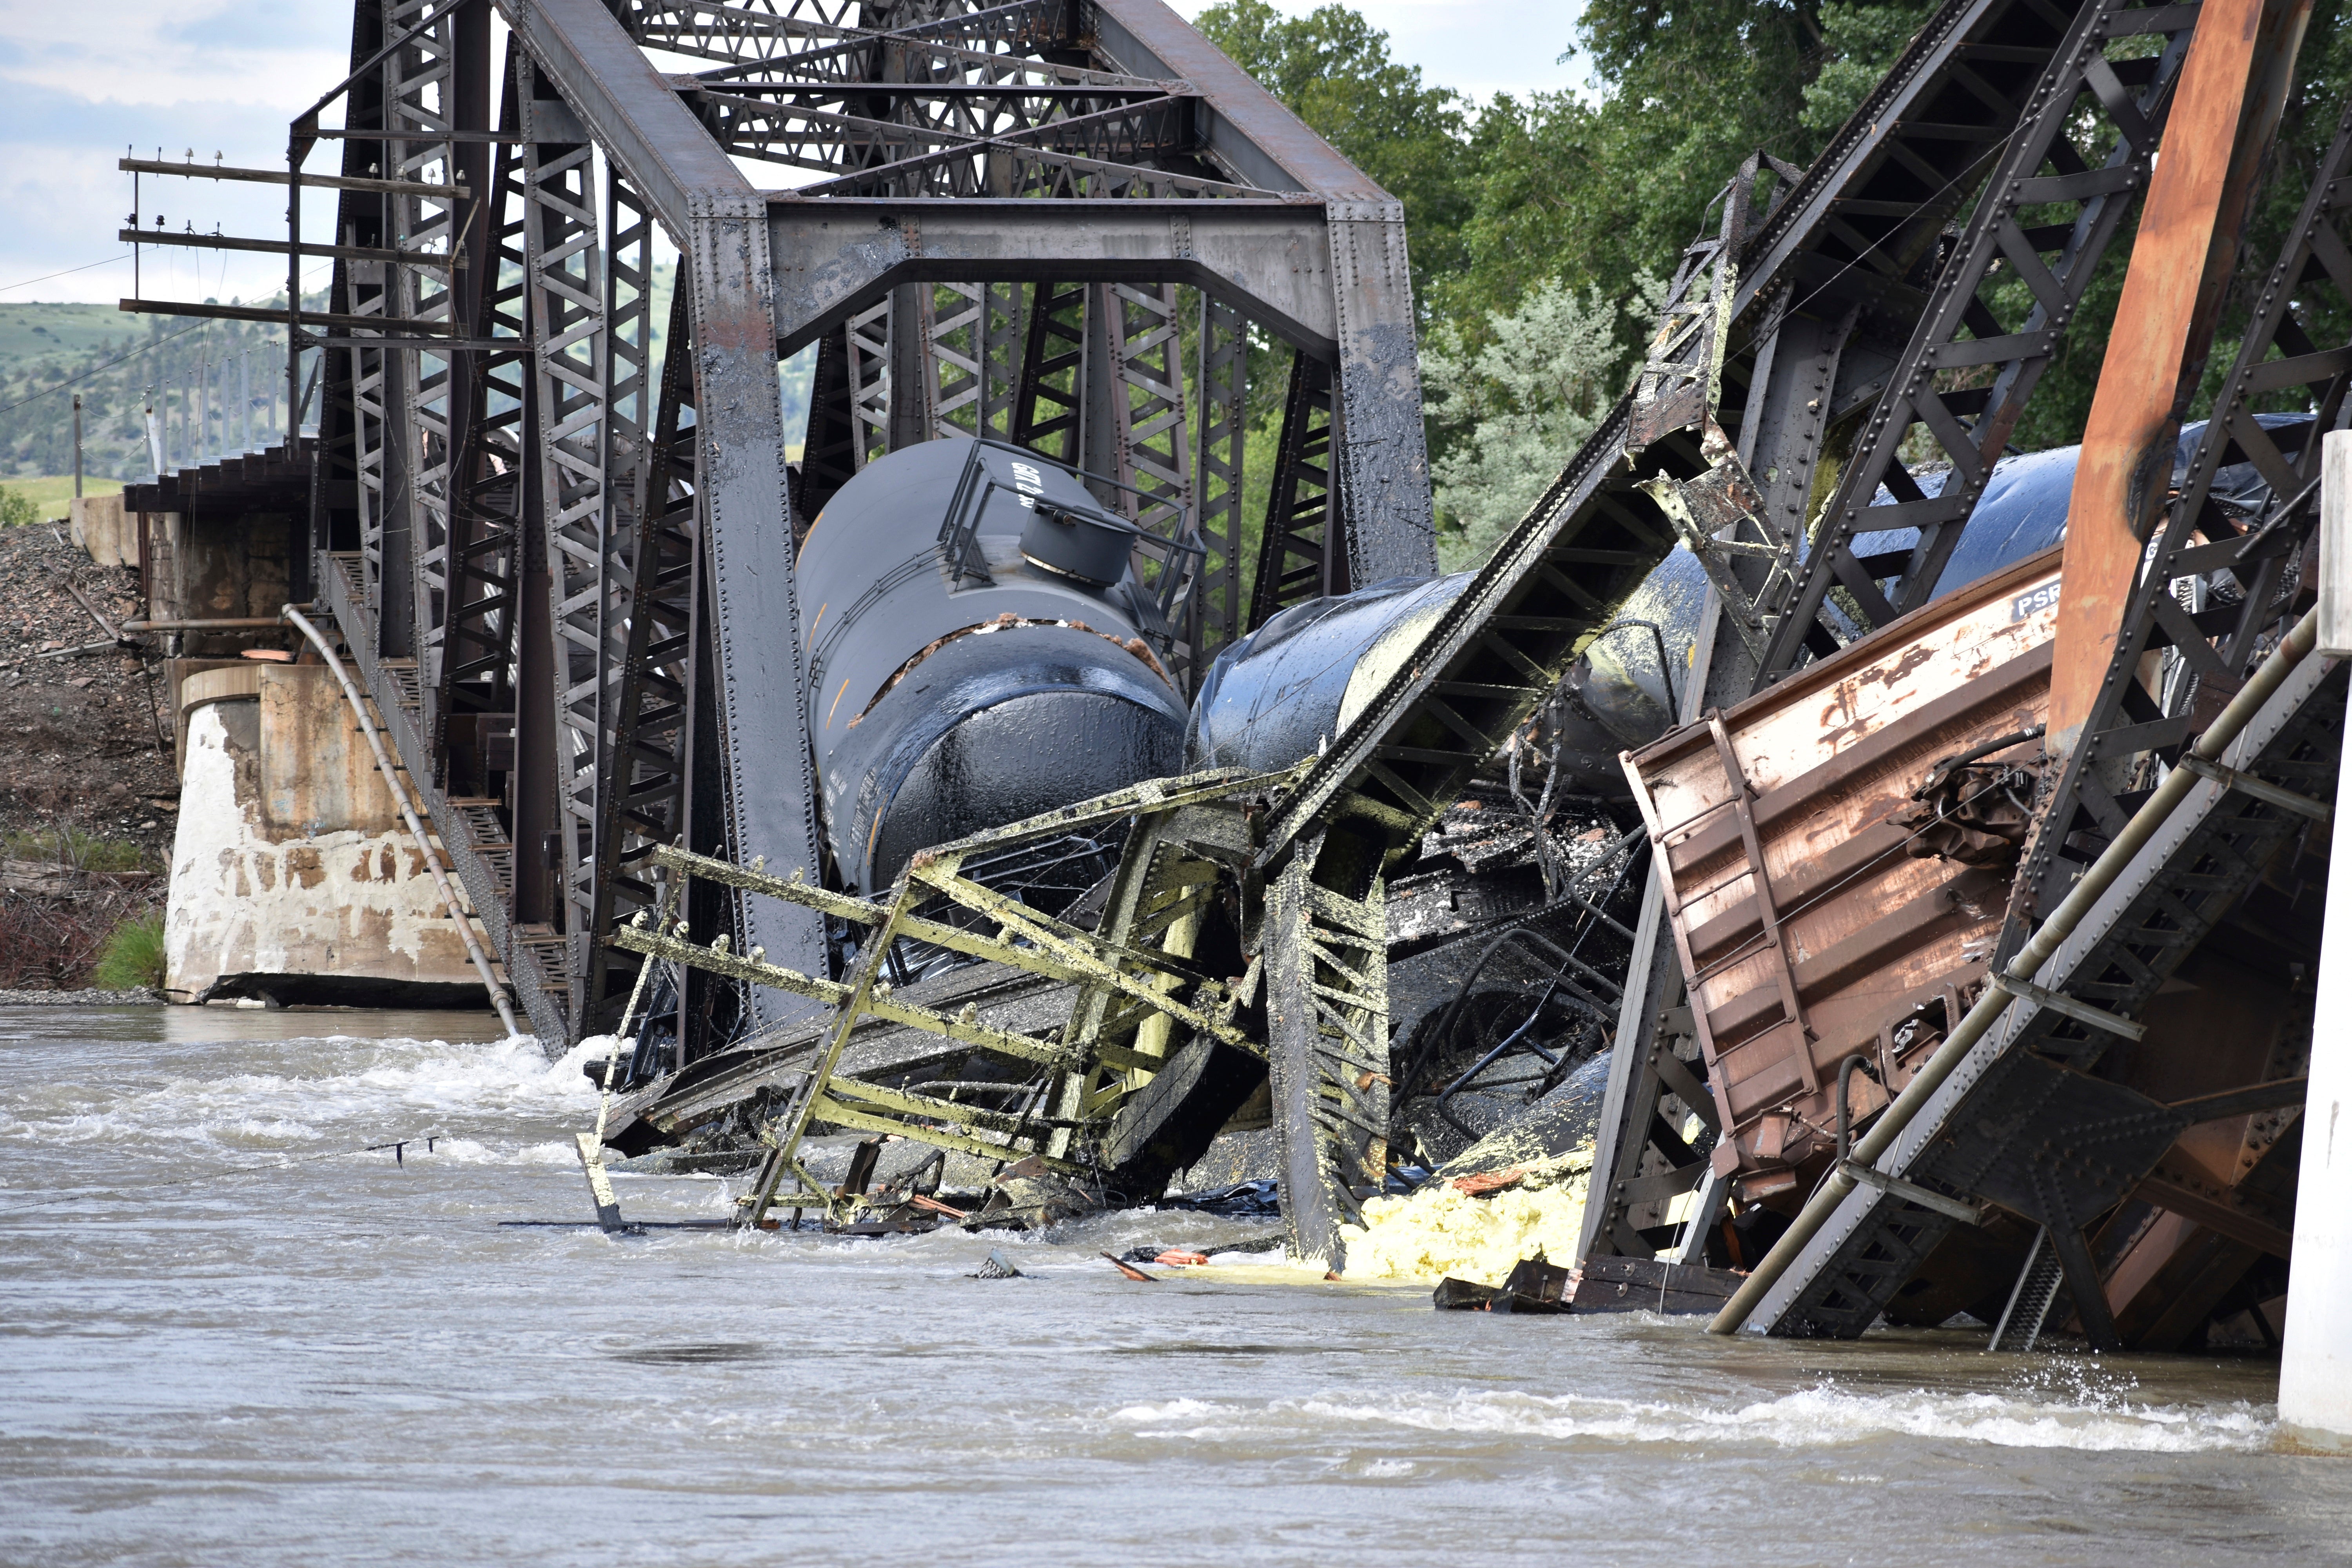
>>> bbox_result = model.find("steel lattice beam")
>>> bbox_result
[1753,0,2201,677]
[2010,94,2352,936]
[1191,294,1245,666]
[285,0,1435,1049]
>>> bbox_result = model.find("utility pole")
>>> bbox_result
[71,394,82,499]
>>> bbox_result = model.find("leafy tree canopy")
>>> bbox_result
[1193,1,1479,301]
[1197,0,2352,557]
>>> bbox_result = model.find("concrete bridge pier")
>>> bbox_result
[165,659,494,1008]
[2281,431,2352,1448]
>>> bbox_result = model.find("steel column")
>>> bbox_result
[2048,0,2316,748]
[1192,292,1246,668]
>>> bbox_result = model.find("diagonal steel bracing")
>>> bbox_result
[1562,0,2245,1274]
[387,0,463,704]
[1191,293,1246,666]
[519,59,619,1009]
[2010,97,2352,936]
[1753,0,2203,677]
[285,0,1437,1050]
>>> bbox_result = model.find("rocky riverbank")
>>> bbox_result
[0,522,177,989]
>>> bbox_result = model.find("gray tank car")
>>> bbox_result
[798,438,1190,896]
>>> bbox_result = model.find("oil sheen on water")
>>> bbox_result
[3,1007,2346,1566]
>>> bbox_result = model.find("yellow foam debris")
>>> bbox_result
[1336,1145,1595,1284]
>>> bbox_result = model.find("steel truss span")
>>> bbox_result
[1579,0,2224,1279]
[283,0,1437,1047]
[1560,0,2339,1357]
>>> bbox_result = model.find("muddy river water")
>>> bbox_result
[5,1005,2348,1565]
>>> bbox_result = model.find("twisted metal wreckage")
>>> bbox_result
[127,0,2352,1345]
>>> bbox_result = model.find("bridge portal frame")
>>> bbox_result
[287,0,1437,1046]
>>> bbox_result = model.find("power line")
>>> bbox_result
[0,261,338,419]
[0,252,132,295]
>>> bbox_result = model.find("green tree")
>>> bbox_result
[1801,0,1936,134]
[1426,275,1664,568]
[1446,0,1825,336]
[1209,0,2352,563]
[1193,0,1479,313]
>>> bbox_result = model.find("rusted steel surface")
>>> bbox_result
[1572,1256,1745,1314]
[2046,0,2315,749]
[1745,642,2339,1343]
[1623,547,2064,1200]
[2089,918,2310,1346]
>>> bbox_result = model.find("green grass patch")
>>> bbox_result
[91,907,166,991]
[0,302,129,373]
[4,828,145,873]
[0,475,125,525]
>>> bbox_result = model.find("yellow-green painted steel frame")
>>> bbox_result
[603,763,1308,1230]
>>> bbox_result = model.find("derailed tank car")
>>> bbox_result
[798,438,1196,911]
[1169,431,2148,1177]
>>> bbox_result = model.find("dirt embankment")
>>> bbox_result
[0,522,180,986]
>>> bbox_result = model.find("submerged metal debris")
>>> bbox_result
[505,0,2352,1373]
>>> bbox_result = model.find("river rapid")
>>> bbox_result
[4,1006,2346,1565]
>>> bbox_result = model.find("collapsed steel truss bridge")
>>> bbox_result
[126,0,2345,1331]
[146,0,1443,1046]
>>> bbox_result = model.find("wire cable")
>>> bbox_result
[0,253,132,294]
[0,261,334,419]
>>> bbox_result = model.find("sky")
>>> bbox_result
[0,0,1591,308]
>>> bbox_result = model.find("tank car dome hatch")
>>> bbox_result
[1020,500,1141,586]
[798,437,1190,895]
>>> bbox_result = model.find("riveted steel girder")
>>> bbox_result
[500,0,832,1034]
[764,199,1337,355]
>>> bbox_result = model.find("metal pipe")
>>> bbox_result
[120,615,306,631]
[1833,1053,1873,1167]
[280,605,522,1038]
[1710,606,2322,1334]
[1437,983,1562,1105]
[3,637,118,668]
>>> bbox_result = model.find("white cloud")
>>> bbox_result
[1167,0,1592,105]
[2,0,1588,303]
[0,1,356,303]
[0,1,348,106]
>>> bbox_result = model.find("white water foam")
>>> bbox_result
[1,1031,598,1162]
[1100,1383,2274,1453]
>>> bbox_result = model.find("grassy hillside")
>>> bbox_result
[0,305,130,377]
[0,275,812,481]
[0,295,319,485]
